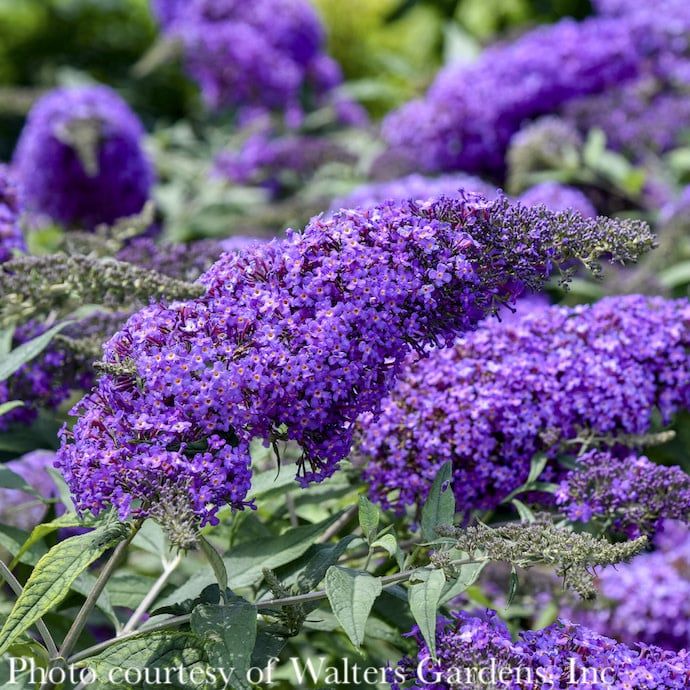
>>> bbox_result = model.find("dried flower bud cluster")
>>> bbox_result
[0,254,204,327]
[56,195,652,529]
[440,519,646,599]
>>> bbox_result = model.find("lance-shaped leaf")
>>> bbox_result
[421,461,455,542]
[0,321,74,382]
[0,522,129,655]
[408,568,446,663]
[325,566,382,647]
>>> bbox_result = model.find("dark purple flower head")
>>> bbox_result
[394,611,690,689]
[0,450,57,532]
[13,85,154,230]
[519,182,596,217]
[0,164,25,263]
[557,450,690,537]
[56,194,651,528]
[160,0,339,115]
[360,296,690,515]
[383,3,690,174]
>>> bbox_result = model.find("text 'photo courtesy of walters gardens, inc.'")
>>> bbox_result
[5,655,630,688]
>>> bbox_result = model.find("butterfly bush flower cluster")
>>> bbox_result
[12,86,154,229]
[360,295,690,515]
[330,174,495,212]
[392,610,690,689]
[156,0,342,117]
[56,194,652,533]
[557,450,690,537]
[214,130,355,199]
[0,165,24,264]
[567,522,690,652]
[518,182,596,217]
[383,2,690,174]
[0,450,57,532]
[563,81,690,159]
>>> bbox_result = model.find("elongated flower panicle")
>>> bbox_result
[13,86,154,229]
[441,519,647,599]
[0,165,24,264]
[557,450,690,537]
[0,254,204,327]
[360,295,689,515]
[519,182,596,217]
[383,3,690,174]
[56,195,652,531]
[393,611,690,689]
[159,0,341,115]
[330,174,495,212]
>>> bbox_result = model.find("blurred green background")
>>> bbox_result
[0,0,593,157]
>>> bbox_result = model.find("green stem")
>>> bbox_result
[68,557,486,666]
[0,559,59,658]
[40,527,139,690]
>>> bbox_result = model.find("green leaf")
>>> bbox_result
[582,128,607,169]
[10,512,92,570]
[408,569,446,663]
[73,572,120,631]
[224,513,343,589]
[324,567,382,647]
[198,536,228,604]
[77,631,210,690]
[439,559,487,605]
[358,496,380,543]
[292,536,357,593]
[371,534,404,571]
[106,571,159,609]
[191,602,257,690]
[526,453,548,486]
[0,467,44,499]
[250,628,288,669]
[421,462,455,542]
[0,401,23,417]
[0,322,74,383]
[511,499,536,523]
[0,522,129,655]
[507,566,519,606]
[132,520,169,556]
[0,523,47,566]
[659,261,690,289]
